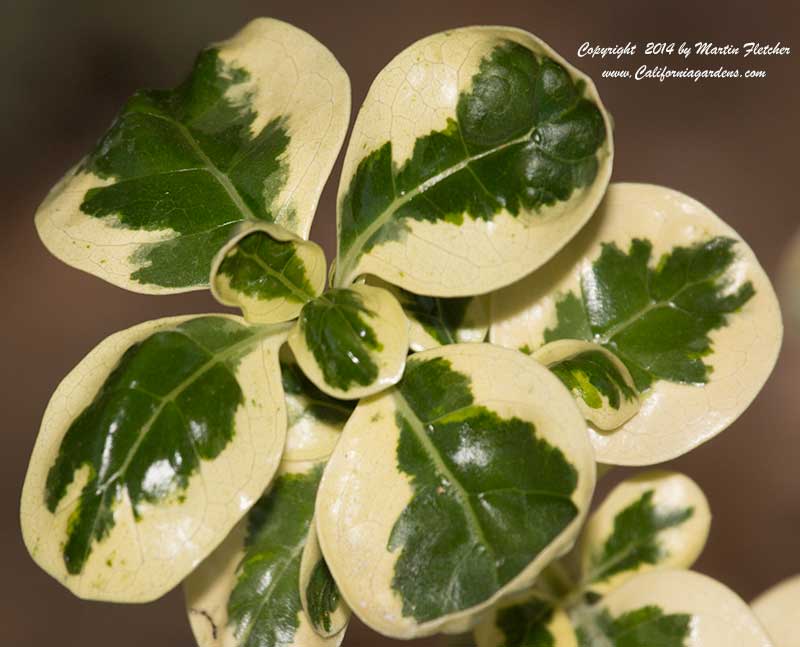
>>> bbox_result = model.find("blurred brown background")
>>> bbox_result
[2,1,798,645]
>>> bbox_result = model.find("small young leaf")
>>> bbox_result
[334,26,612,296]
[35,18,350,293]
[315,344,595,638]
[300,523,350,637]
[572,570,773,647]
[474,592,578,647]
[211,223,327,324]
[281,351,355,463]
[288,284,409,399]
[533,340,639,430]
[491,183,783,465]
[21,315,289,602]
[751,574,800,647]
[575,604,690,647]
[579,472,710,594]
[184,461,347,647]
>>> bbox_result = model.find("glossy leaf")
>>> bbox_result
[288,284,409,399]
[334,26,613,296]
[491,183,783,465]
[751,575,800,647]
[185,461,346,647]
[474,592,578,647]
[35,18,350,293]
[300,523,350,637]
[532,340,639,430]
[315,344,595,638]
[572,570,773,647]
[211,223,327,324]
[281,351,355,463]
[579,472,710,594]
[371,278,490,351]
[21,315,288,601]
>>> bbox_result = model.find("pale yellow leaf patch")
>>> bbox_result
[752,575,800,647]
[584,570,774,647]
[210,222,327,324]
[315,343,595,639]
[491,183,783,465]
[184,460,346,647]
[335,26,613,296]
[20,314,288,602]
[579,471,711,594]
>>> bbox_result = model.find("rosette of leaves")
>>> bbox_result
[492,183,783,465]
[474,472,772,647]
[19,14,785,647]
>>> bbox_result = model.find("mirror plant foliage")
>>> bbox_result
[21,17,787,647]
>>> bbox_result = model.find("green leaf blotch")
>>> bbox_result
[397,289,475,346]
[45,317,260,574]
[81,49,291,289]
[550,351,636,410]
[389,356,579,622]
[298,289,383,391]
[587,490,693,585]
[337,41,607,279]
[545,237,755,390]
[218,231,318,304]
[306,558,341,634]
[576,605,691,647]
[228,466,323,646]
[496,599,556,647]
[281,360,355,427]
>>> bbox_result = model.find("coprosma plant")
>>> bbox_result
[20,17,791,647]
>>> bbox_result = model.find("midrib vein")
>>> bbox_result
[434,299,457,345]
[594,271,728,345]
[101,323,287,487]
[335,130,533,286]
[75,322,290,570]
[234,248,314,303]
[392,391,495,566]
[141,110,259,223]
[584,539,649,585]
[237,537,307,646]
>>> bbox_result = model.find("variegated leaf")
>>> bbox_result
[288,284,409,399]
[491,183,783,465]
[334,26,613,296]
[35,18,350,293]
[280,350,355,463]
[211,223,327,324]
[571,570,773,647]
[315,343,595,638]
[21,315,288,601]
[579,471,710,594]
[300,522,350,637]
[474,591,578,647]
[366,277,489,351]
[532,340,639,430]
[185,461,347,647]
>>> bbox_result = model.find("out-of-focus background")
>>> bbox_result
[3,1,798,645]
